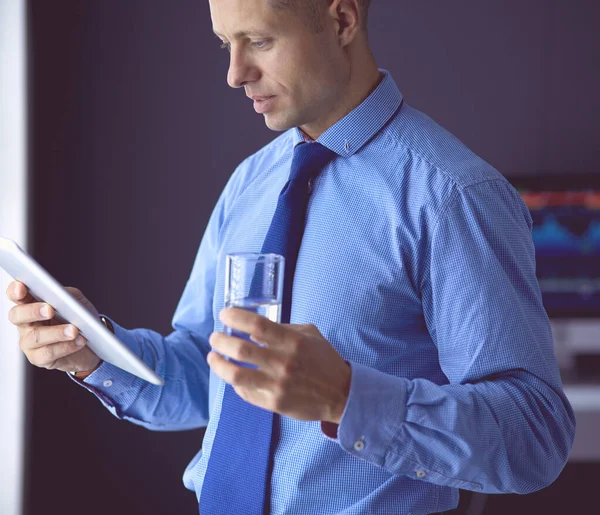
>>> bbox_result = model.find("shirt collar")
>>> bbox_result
[292,68,403,157]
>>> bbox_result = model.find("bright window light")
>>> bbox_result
[0,0,28,514]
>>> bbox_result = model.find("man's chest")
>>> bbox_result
[211,172,432,368]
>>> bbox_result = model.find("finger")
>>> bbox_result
[8,301,55,327]
[21,324,82,351]
[28,338,88,369]
[208,351,282,412]
[219,307,288,347]
[6,281,36,305]
[207,351,269,389]
[209,331,272,368]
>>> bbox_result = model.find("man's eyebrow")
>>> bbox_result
[213,29,270,40]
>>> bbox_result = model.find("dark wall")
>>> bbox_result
[25,1,599,514]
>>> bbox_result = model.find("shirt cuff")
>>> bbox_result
[66,316,146,415]
[324,360,410,468]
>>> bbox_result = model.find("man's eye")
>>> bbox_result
[252,40,269,49]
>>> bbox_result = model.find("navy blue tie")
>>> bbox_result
[200,142,336,514]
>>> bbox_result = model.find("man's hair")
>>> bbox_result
[270,0,371,34]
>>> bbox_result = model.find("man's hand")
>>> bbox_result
[6,280,102,374]
[208,307,351,424]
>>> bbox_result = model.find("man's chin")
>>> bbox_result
[263,113,296,132]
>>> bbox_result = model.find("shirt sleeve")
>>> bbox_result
[66,185,229,432]
[329,178,576,494]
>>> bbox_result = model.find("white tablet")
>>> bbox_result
[0,236,164,386]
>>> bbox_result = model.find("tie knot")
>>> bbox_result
[289,142,336,186]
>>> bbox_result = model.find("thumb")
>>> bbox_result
[65,287,99,318]
[65,287,88,303]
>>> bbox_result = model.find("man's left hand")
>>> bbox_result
[208,307,351,424]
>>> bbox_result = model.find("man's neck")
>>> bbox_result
[300,61,382,140]
[298,128,315,142]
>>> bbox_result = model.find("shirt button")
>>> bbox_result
[345,140,350,153]
[307,178,314,194]
[416,470,427,478]
[103,380,113,387]
[354,439,365,451]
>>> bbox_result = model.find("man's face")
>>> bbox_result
[209,0,346,135]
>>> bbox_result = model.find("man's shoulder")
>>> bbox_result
[382,103,504,191]
[233,130,293,184]
[219,130,293,206]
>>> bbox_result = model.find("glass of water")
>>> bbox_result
[223,252,285,367]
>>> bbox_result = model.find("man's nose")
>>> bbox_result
[227,49,258,88]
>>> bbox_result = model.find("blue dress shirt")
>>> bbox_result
[71,69,576,514]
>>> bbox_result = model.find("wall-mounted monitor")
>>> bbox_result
[509,175,600,319]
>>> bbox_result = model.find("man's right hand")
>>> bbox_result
[6,281,102,375]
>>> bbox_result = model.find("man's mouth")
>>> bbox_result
[252,96,276,114]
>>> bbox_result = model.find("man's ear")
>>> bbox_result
[328,0,361,47]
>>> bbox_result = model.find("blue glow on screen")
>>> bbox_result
[516,184,600,318]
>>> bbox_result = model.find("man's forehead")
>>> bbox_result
[210,0,288,38]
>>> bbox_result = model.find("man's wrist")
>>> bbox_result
[99,315,115,334]
[73,360,103,380]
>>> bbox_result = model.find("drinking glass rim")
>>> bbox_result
[226,252,284,262]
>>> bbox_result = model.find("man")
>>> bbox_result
[8,0,575,513]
